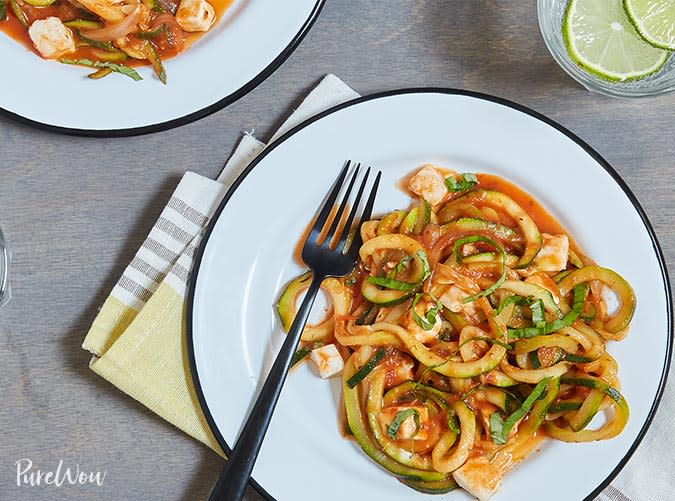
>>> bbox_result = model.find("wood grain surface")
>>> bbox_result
[0,1,673,500]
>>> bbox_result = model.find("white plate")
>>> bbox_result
[0,0,323,135]
[188,90,672,501]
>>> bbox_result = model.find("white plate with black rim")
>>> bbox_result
[0,0,324,136]
[187,89,672,501]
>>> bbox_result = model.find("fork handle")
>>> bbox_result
[208,274,324,501]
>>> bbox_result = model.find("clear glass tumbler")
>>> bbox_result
[0,227,9,310]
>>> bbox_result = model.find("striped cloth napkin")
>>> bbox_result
[81,75,669,501]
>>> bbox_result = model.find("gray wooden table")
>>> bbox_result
[1,1,673,500]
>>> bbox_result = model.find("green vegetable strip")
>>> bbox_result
[508,284,588,339]
[490,377,551,444]
[387,408,420,439]
[291,340,324,368]
[387,254,413,279]
[367,276,418,291]
[88,67,113,80]
[564,353,593,364]
[9,0,27,26]
[411,293,443,330]
[446,409,460,434]
[368,250,429,292]
[0,0,7,21]
[135,27,164,39]
[445,173,478,192]
[64,19,102,29]
[77,33,116,51]
[355,303,379,326]
[489,411,506,445]
[496,294,529,315]
[530,299,546,327]
[347,348,387,389]
[142,42,166,84]
[452,235,506,303]
[548,401,583,413]
[59,58,143,81]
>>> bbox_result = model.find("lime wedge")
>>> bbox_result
[563,0,670,81]
[624,0,675,50]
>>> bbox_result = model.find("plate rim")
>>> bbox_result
[0,0,325,137]
[186,87,673,501]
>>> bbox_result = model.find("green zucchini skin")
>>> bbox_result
[402,477,458,494]
[276,271,312,331]
[342,358,450,482]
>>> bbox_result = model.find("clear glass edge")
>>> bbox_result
[0,227,10,310]
[537,0,675,98]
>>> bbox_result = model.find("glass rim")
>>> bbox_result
[537,0,675,98]
[0,227,8,305]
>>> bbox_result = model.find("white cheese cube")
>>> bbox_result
[309,344,344,379]
[408,165,447,206]
[28,18,76,60]
[532,233,569,272]
[452,457,502,500]
[176,0,216,32]
[378,405,429,440]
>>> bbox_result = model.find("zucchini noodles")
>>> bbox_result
[0,0,232,82]
[276,164,635,499]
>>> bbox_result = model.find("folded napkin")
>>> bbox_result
[82,75,668,501]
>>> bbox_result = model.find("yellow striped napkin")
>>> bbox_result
[81,74,360,456]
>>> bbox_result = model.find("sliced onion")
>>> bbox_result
[81,5,142,41]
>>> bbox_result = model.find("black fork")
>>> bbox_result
[209,161,381,501]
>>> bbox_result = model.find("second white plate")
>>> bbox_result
[0,0,323,135]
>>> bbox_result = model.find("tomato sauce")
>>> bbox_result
[0,0,233,62]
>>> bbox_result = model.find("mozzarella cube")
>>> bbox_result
[452,457,502,500]
[532,233,569,272]
[378,405,429,440]
[28,18,76,60]
[408,165,447,206]
[309,344,344,379]
[176,0,216,32]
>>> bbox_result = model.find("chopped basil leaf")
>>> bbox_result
[445,173,478,192]
[490,377,551,444]
[387,408,420,439]
[530,299,546,327]
[496,294,530,315]
[508,284,588,339]
[452,235,506,303]
[367,275,418,291]
[387,254,413,279]
[411,293,443,331]
[489,412,506,445]
[59,58,143,81]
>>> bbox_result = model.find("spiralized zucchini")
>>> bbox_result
[277,164,636,499]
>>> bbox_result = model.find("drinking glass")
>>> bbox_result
[0,227,10,310]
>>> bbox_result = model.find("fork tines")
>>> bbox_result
[308,160,381,255]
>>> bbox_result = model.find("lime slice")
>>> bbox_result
[563,0,670,81]
[624,0,675,50]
